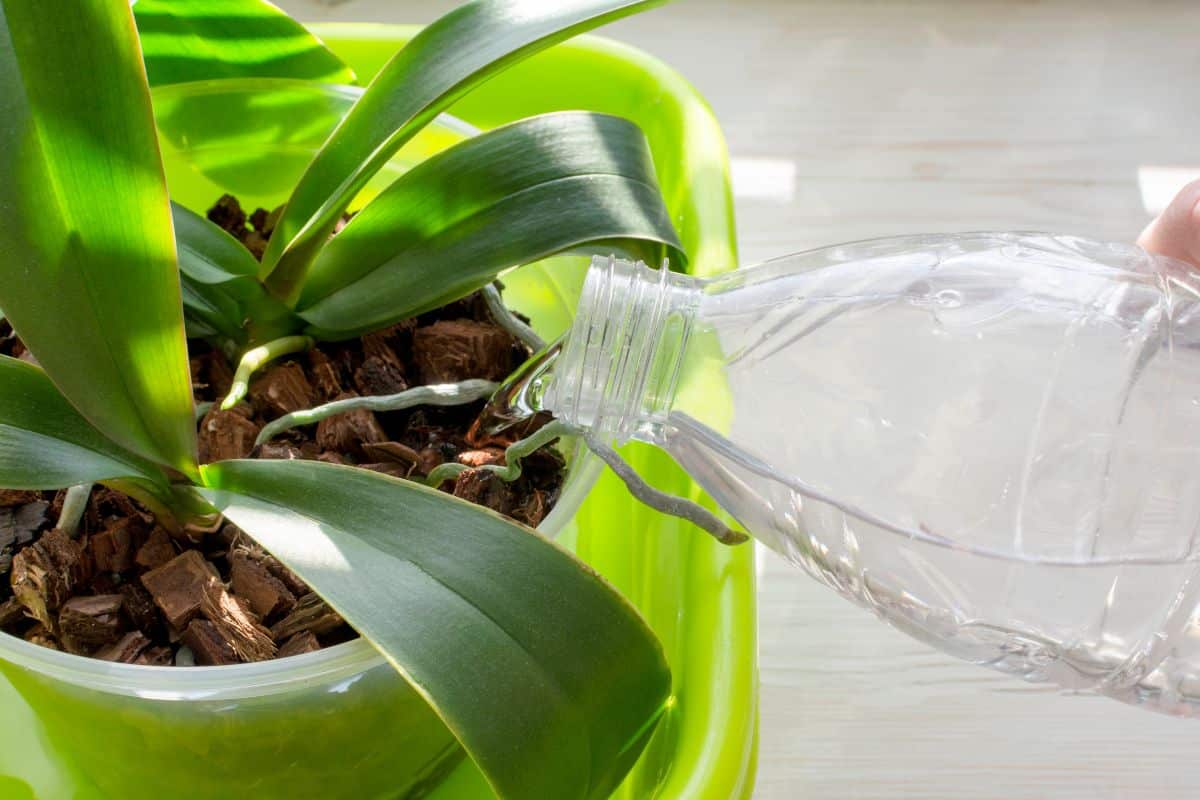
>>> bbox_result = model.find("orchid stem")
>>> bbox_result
[483,283,545,352]
[58,483,92,539]
[425,420,569,487]
[255,379,499,446]
[583,435,749,546]
[221,335,313,410]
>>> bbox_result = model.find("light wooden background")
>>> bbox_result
[284,2,1200,797]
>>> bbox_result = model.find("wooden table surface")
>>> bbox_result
[286,2,1200,796]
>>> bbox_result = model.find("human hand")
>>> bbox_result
[1138,178,1200,269]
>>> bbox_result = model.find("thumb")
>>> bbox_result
[1138,178,1200,269]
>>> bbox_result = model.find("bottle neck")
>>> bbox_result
[543,255,700,443]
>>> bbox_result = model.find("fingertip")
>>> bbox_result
[1139,178,1200,268]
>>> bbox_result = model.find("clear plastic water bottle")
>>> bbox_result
[533,232,1200,715]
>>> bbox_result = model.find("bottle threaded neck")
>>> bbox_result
[546,255,696,443]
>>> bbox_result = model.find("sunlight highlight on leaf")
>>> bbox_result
[134,0,355,86]
[0,0,197,474]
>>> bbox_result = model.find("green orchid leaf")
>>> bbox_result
[183,314,222,341]
[0,357,173,503]
[200,458,671,800]
[261,0,668,302]
[134,0,355,86]
[173,203,251,342]
[172,202,303,344]
[297,112,683,339]
[180,281,242,344]
[172,202,260,284]
[0,1,197,476]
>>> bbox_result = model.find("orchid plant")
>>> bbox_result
[0,1,692,797]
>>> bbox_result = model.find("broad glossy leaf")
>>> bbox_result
[0,1,197,475]
[134,0,355,86]
[0,357,173,502]
[297,112,684,339]
[262,0,668,301]
[200,458,671,800]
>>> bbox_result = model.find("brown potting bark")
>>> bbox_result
[208,350,236,399]
[0,596,24,629]
[452,469,516,516]
[271,593,343,641]
[0,490,41,508]
[135,645,174,666]
[86,488,151,531]
[307,348,345,401]
[230,550,296,620]
[1,501,50,551]
[1,500,51,582]
[315,392,387,455]
[58,594,125,653]
[278,631,321,658]
[134,526,177,571]
[206,194,246,237]
[359,322,407,355]
[198,582,277,663]
[198,405,261,462]
[91,518,138,573]
[140,550,220,630]
[249,362,317,419]
[11,529,92,630]
[512,489,552,529]
[24,624,58,651]
[353,354,409,396]
[247,207,273,237]
[412,319,515,383]
[260,554,310,599]
[416,446,448,479]
[180,620,239,666]
[95,631,152,663]
[361,441,422,469]
[120,582,163,639]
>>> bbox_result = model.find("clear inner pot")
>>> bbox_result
[0,79,601,799]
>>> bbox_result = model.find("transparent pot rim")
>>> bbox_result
[0,78,599,701]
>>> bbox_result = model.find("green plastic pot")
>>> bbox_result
[0,27,757,800]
